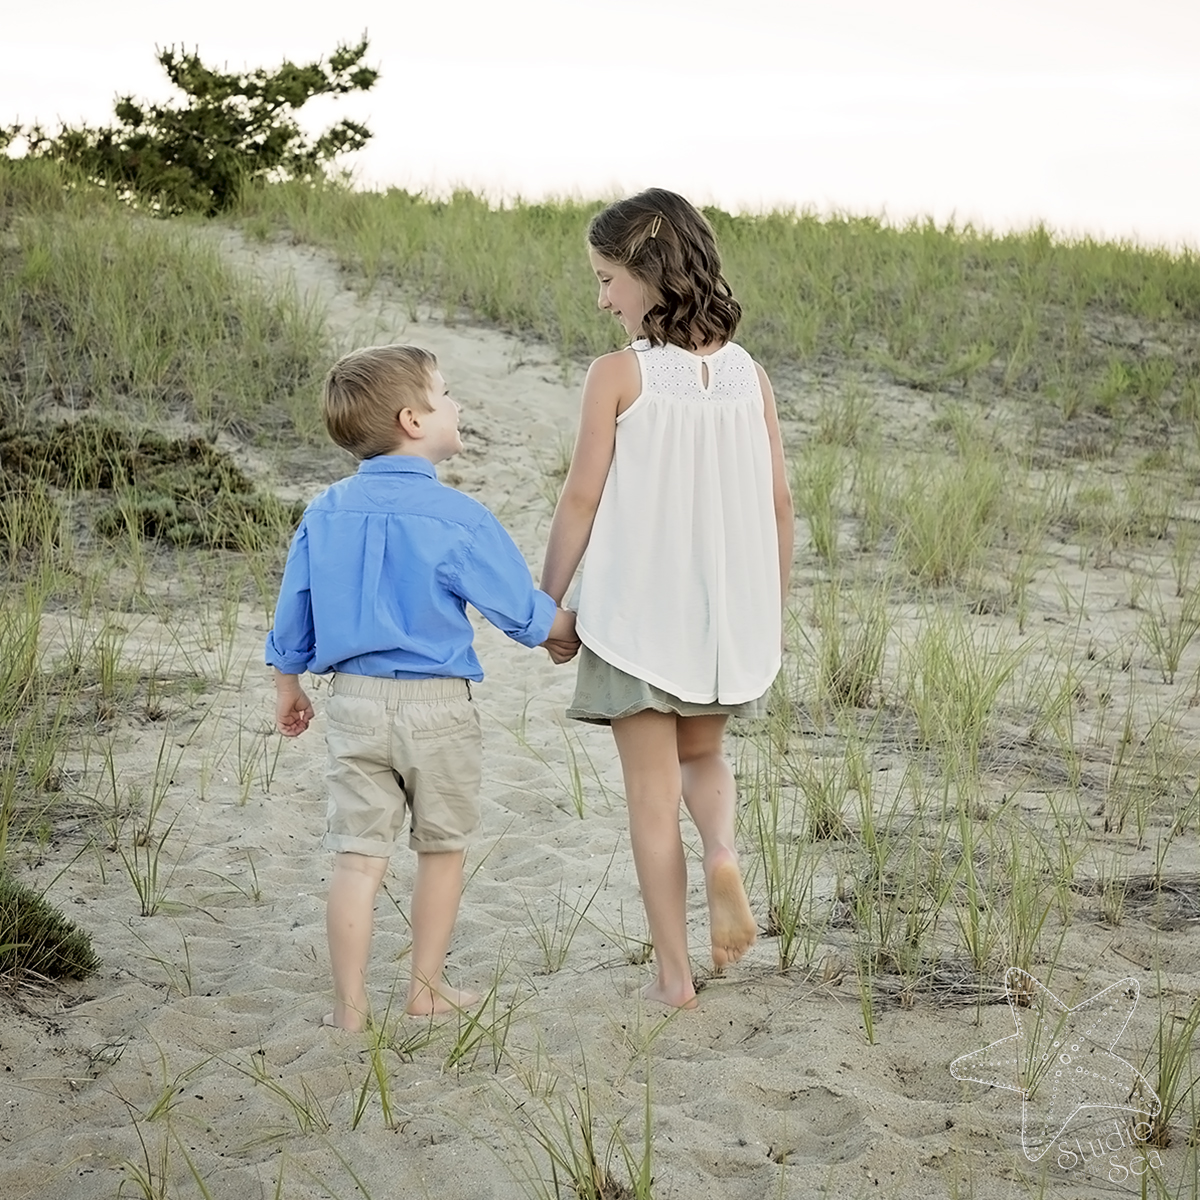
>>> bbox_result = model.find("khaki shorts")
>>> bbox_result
[323,673,481,856]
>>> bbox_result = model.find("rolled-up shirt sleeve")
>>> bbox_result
[447,511,557,648]
[265,521,316,673]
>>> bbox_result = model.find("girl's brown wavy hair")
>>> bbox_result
[587,188,741,350]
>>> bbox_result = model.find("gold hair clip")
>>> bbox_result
[649,215,662,239]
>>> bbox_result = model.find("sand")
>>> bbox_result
[2,232,1197,1200]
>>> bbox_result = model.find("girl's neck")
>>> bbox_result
[661,337,726,356]
[645,328,727,356]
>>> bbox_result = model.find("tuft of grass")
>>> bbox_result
[0,872,100,979]
[949,821,1002,975]
[504,1068,645,1200]
[99,726,196,917]
[230,1051,332,1136]
[1140,587,1200,685]
[521,870,607,975]
[998,825,1063,979]
[814,384,876,448]
[808,578,890,710]
[348,990,437,1129]
[891,447,1008,586]
[1143,995,1200,1149]
[442,977,529,1076]
[902,612,1028,780]
[743,744,830,973]
[793,444,844,565]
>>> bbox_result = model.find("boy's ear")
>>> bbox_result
[397,407,423,439]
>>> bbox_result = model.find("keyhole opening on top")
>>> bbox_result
[701,361,710,388]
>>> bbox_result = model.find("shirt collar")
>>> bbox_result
[357,455,437,479]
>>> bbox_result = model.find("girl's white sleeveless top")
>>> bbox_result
[575,340,781,704]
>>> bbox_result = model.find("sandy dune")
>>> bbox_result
[2,231,1197,1200]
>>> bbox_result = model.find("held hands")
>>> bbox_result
[544,637,580,665]
[542,606,580,665]
[274,670,314,737]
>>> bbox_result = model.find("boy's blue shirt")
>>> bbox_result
[265,455,557,680]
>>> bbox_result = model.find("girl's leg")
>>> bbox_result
[676,714,757,969]
[610,710,696,1008]
[407,849,480,1015]
[326,851,390,1031]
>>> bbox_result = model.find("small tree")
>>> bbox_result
[11,37,378,215]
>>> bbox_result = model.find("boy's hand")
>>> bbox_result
[274,670,314,737]
[277,690,315,736]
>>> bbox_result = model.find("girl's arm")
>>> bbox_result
[755,363,795,610]
[540,350,639,603]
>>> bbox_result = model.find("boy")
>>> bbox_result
[266,344,578,1030]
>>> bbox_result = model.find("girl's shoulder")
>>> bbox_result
[587,346,642,386]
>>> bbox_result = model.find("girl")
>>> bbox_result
[541,189,794,1009]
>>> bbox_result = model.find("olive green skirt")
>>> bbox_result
[566,644,768,726]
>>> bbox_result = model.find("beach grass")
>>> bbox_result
[2,160,329,440]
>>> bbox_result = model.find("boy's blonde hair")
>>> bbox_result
[323,344,438,459]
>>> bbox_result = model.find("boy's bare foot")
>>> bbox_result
[642,979,699,1010]
[323,1008,368,1033]
[706,851,757,970]
[405,982,480,1016]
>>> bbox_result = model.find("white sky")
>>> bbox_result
[3,0,1198,247]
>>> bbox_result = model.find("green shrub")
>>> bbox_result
[0,873,99,980]
[0,420,303,549]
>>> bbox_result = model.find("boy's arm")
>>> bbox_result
[274,669,314,737]
[265,521,316,673]
[447,511,560,649]
[265,520,317,729]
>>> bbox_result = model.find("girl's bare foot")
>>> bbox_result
[405,981,480,1016]
[642,978,699,1010]
[706,851,756,970]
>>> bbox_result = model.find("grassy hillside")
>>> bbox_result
[2,159,329,439]
[235,177,1200,431]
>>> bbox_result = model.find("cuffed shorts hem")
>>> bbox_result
[407,833,475,854]
[323,833,396,858]
[323,831,473,856]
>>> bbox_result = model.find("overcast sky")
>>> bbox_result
[3,0,1198,247]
